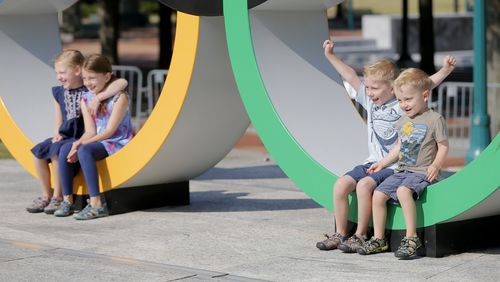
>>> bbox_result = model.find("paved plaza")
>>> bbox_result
[0,148,499,282]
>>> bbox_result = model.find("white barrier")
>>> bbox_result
[433,82,500,150]
[111,65,145,130]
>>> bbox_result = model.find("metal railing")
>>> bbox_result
[111,66,169,130]
[433,82,500,150]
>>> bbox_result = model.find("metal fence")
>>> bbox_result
[111,67,498,149]
[111,66,168,130]
[433,82,500,150]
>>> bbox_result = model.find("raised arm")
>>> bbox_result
[429,55,457,90]
[323,39,362,94]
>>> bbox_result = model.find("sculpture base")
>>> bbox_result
[74,181,190,215]
[347,214,500,257]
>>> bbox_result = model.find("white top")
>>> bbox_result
[355,83,403,169]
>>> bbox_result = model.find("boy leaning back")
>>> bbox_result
[358,68,450,259]
[316,39,456,253]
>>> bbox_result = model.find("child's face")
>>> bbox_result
[54,62,82,89]
[82,69,111,94]
[395,85,429,118]
[364,76,394,106]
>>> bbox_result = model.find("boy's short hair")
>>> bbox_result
[363,59,399,82]
[393,68,433,92]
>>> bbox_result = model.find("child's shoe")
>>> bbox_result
[316,233,348,250]
[394,236,422,259]
[74,202,109,220]
[338,234,367,253]
[357,236,388,255]
[54,201,75,217]
[43,198,62,214]
[26,197,50,213]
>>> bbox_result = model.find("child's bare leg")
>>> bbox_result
[396,186,417,237]
[90,196,102,208]
[372,191,390,239]
[33,156,52,200]
[50,156,63,200]
[333,175,356,236]
[354,177,376,237]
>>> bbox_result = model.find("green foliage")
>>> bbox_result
[139,0,158,15]
[80,2,98,19]
[0,141,12,159]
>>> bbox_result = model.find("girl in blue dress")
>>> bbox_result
[27,50,128,214]
[55,54,134,220]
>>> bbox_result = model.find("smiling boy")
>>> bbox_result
[358,68,450,259]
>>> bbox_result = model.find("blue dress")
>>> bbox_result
[31,85,87,160]
[81,91,134,155]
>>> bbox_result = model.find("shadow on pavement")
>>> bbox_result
[144,190,320,212]
[195,165,287,180]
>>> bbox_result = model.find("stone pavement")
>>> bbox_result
[0,148,497,282]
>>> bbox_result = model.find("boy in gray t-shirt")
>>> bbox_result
[358,68,450,259]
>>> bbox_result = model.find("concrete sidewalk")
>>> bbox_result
[0,149,498,282]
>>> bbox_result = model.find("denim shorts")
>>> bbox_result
[345,163,395,185]
[375,171,432,202]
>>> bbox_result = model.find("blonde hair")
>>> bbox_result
[393,68,433,92]
[363,59,399,82]
[55,49,84,69]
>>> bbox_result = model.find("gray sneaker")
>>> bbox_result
[74,203,109,220]
[357,236,389,255]
[44,198,62,214]
[54,201,75,217]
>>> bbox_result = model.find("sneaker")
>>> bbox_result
[74,202,109,220]
[357,236,389,255]
[54,201,75,217]
[26,197,50,213]
[316,233,348,250]
[394,236,422,259]
[43,198,62,214]
[338,234,367,253]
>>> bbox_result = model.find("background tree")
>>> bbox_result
[418,0,435,74]
[159,3,173,68]
[62,3,81,34]
[98,0,120,64]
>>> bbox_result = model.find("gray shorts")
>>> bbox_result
[375,171,432,203]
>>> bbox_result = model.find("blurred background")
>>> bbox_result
[1,0,498,169]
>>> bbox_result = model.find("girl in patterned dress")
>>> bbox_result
[55,54,134,220]
[27,50,128,214]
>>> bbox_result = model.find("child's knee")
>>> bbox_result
[334,176,355,196]
[396,186,413,198]
[372,191,388,204]
[356,177,376,192]
[58,143,73,159]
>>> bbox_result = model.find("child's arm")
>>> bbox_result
[67,101,97,163]
[429,56,457,90]
[426,140,449,182]
[323,40,362,95]
[52,101,64,142]
[367,140,401,174]
[87,78,128,116]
